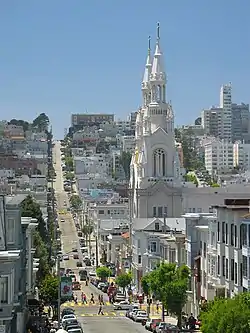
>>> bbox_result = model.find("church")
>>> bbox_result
[130,23,250,221]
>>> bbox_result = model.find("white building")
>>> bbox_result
[204,139,234,174]
[233,142,250,170]
[121,135,136,153]
[74,154,110,176]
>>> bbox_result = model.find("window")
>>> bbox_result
[230,224,234,246]
[243,256,248,278]
[217,222,220,242]
[153,149,166,177]
[138,255,142,264]
[98,210,104,215]
[242,224,247,246]
[158,207,163,218]
[225,223,228,244]
[231,259,234,281]
[222,222,225,243]
[164,207,168,216]
[235,262,238,284]
[217,255,220,275]
[222,256,225,277]
[7,218,15,244]
[203,242,207,258]
[149,242,157,253]
[153,207,157,217]
[137,240,140,249]
[234,225,237,248]
[155,222,160,231]
[0,276,8,303]
[226,259,229,279]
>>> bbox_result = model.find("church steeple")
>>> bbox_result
[142,36,152,106]
[151,23,166,83]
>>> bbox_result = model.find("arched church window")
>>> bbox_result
[156,85,162,102]
[153,149,166,177]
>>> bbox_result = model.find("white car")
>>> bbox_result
[113,300,131,310]
[88,271,96,278]
[130,309,140,320]
[63,255,69,260]
[134,310,148,322]
[62,314,76,324]
[115,293,126,302]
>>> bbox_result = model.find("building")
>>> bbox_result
[204,139,234,174]
[201,87,250,142]
[0,195,38,333]
[0,153,38,175]
[71,113,114,128]
[121,135,136,153]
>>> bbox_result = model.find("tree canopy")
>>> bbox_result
[39,274,59,303]
[120,151,132,180]
[21,195,50,280]
[116,272,132,292]
[65,172,75,181]
[65,156,74,171]
[200,293,250,333]
[143,263,190,328]
[33,113,50,132]
[96,266,111,281]
[70,194,82,210]
[9,119,30,132]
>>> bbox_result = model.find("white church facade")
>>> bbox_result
[130,23,250,288]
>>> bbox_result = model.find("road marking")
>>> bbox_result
[119,313,125,316]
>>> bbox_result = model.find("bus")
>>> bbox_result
[79,269,88,281]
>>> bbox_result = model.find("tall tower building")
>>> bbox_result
[219,83,232,141]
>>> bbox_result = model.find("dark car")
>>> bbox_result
[62,308,75,317]
[76,261,83,267]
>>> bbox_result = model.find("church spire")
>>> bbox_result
[151,23,166,82]
[142,36,152,90]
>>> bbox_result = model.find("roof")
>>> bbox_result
[133,217,185,231]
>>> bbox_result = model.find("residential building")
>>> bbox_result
[0,194,38,333]
[232,103,250,142]
[121,135,136,153]
[71,113,114,128]
[204,139,234,174]
[0,153,38,175]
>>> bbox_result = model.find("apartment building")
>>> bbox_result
[204,139,234,174]
[201,84,250,142]
[121,135,136,153]
[71,113,114,128]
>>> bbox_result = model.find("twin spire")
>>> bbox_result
[142,22,165,86]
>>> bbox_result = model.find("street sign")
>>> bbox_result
[122,257,131,269]
[60,276,72,299]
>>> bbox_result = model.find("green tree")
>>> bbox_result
[201,293,250,333]
[39,274,59,303]
[33,231,50,280]
[21,195,47,241]
[32,113,50,132]
[96,266,111,281]
[69,194,82,210]
[146,263,190,328]
[141,274,150,296]
[65,156,74,171]
[65,172,75,181]
[9,119,30,132]
[116,272,132,293]
[120,151,132,180]
[82,220,94,253]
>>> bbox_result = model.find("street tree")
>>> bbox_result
[116,272,132,294]
[70,194,82,210]
[201,293,250,333]
[141,274,151,296]
[21,195,48,241]
[146,263,190,328]
[65,172,75,181]
[33,231,50,280]
[96,266,112,281]
[119,151,132,180]
[39,274,59,303]
[65,156,74,171]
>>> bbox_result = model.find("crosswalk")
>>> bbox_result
[80,312,125,317]
[61,301,162,312]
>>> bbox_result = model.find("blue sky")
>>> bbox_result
[0,1,249,139]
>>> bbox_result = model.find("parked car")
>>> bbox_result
[130,309,140,320]
[73,254,79,259]
[76,261,83,267]
[72,282,81,290]
[62,314,76,324]
[134,311,148,322]
[62,308,75,317]
[145,319,161,332]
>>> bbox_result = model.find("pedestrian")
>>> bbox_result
[100,295,104,305]
[98,304,104,315]
[98,295,101,303]
[90,293,95,304]
[156,300,159,314]
[48,306,51,318]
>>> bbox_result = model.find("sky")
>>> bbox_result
[0,1,250,139]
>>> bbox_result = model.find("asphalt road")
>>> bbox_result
[52,141,149,332]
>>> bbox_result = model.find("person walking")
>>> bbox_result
[100,295,104,305]
[90,293,95,304]
[98,304,104,315]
